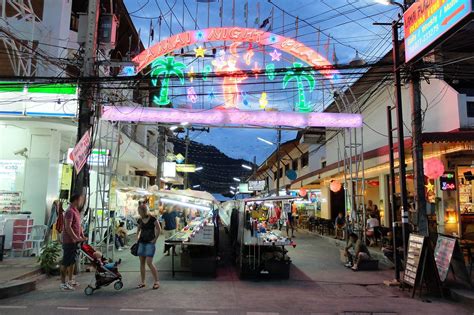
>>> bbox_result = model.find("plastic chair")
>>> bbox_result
[28,225,48,256]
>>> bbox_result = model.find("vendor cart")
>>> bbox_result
[157,190,219,277]
[236,196,299,279]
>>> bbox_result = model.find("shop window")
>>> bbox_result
[301,152,309,168]
[273,170,277,180]
[279,168,284,178]
[321,160,327,168]
[467,102,474,117]
[292,159,298,170]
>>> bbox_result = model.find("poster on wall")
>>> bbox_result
[0,160,25,191]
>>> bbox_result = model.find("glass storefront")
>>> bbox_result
[458,166,474,236]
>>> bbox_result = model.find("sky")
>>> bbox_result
[123,0,399,164]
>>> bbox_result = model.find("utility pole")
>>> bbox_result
[183,126,209,189]
[72,0,99,196]
[156,125,166,187]
[387,106,400,281]
[184,128,190,189]
[275,128,281,196]
[410,70,428,236]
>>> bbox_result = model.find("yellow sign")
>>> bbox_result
[176,164,196,173]
[60,164,73,190]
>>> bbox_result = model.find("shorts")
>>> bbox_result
[138,242,156,257]
[62,243,78,267]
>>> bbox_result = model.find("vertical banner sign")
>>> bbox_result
[404,0,473,62]
[60,164,73,190]
[71,129,91,174]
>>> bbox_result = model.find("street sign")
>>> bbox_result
[440,171,456,191]
[71,129,91,174]
[67,148,110,166]
[404,0,473,62]
[176,164,196,173]
[163,162,177,177]
[248,180,265,191]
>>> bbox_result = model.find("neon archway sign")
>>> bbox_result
[133,27,337,79]
[110,27,362,128]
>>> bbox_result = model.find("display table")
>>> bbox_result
[164,219,216,278]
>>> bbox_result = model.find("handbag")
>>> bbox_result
[130,242,139,256]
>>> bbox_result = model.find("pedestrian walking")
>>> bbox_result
[136,204,161,290]
[60,194,87,291]
[161,206,178,256]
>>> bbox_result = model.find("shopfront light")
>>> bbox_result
[195,166,203,171]
[242,164,252,170]
[233,177,241,182]
[160,197,210,211]
[230,186,236,190]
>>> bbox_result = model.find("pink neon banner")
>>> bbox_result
[101,106,362,128]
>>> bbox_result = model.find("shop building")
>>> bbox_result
[0,0,164,237]
[290,54,474,238]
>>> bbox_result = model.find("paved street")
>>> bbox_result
[0,232,471,315]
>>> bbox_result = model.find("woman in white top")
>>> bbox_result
[366,214,380,246]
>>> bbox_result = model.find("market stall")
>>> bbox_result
[157,189,219,277]
[236,196,299,279]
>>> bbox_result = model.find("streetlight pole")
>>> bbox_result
[275,128,281,196]
[391,18,409,260]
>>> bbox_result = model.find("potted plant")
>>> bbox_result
[38,241,62,276]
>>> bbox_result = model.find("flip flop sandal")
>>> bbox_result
[152,282,160,290]
[137,284,146,289]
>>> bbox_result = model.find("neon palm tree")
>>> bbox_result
[283,62,315,112]
[150,56,186,106]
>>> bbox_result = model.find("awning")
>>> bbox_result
[422,130,474,143]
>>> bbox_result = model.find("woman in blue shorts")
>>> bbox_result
[136,204,161,289]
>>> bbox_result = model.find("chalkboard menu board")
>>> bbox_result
[404,234,425,286]
[434,235,455,281]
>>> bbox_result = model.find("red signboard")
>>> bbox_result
[71,129,91,174]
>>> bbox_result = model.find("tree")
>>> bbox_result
[150,56,186,106]
[283,62,315,112]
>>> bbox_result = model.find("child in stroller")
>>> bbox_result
[80,243,123,295]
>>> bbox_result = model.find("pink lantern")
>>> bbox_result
[330,180,342,192]
[423,157,445,179]
[299,188,307,197]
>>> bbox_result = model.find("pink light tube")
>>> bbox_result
[101,106,362,128]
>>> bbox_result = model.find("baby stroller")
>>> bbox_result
[80,243,123,295]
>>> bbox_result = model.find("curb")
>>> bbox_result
[299,230,393,267]
[0,267,43,299]
[0,279,36,299]
[449,288,474,306]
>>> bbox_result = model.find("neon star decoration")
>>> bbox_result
[259,92,268,109]
[425,181,435,193]
[194,46,206,58]
[270,49,281,61]
[187,87,198,103]
[150,56,186,106]
[283,62,316,112]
